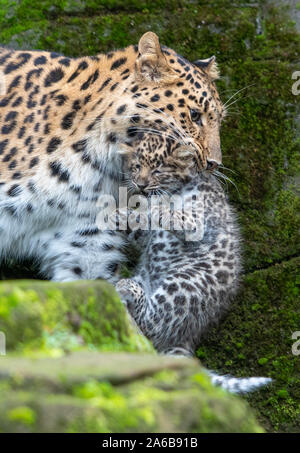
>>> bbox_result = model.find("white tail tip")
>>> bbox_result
[207,371,272,394]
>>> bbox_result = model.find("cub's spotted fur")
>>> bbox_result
[116,135,271,394]
[0,32,224,281]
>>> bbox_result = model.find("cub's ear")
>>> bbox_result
[174,146,194,160]
[170,146,195,168]
[193,56,219,80]
[136,32,177,84]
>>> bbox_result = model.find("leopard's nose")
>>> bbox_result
[206,159,219,171]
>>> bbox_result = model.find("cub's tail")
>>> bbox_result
[164,347,272,394]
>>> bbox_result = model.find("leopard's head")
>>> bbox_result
[116,32,225,174]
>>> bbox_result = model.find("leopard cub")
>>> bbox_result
[117,172,271,393]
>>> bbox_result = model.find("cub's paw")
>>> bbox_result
[151,206,201,237]
[116,278,142,308]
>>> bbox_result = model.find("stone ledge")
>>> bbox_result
[0,351,263,433]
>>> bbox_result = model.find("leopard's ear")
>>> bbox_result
[136,32,177,84]
[193,56,219,80]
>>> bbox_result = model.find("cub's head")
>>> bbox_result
[114,32,225,172]
[122,132,201,194]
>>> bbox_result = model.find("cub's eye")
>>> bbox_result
[152,169,161,176]
[135,164,141,170]
[189,109,203,125]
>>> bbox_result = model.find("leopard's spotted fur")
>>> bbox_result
[0,32,224,281]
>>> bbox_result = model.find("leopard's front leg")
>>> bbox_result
[35,226,126,283]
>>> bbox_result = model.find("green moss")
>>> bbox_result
[0,280,153,354]
[258,358,269,366]
[7,406,36,427]
[70,379,158,433]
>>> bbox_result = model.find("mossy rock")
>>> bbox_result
[0,280,153,355]
[0,351,263,433]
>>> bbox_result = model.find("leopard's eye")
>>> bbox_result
[189,108,203,126]
[135,164,141,170]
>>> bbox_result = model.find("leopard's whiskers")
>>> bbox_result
[223,84,255,107]
[213,169,240,195]
[218,164,237,175]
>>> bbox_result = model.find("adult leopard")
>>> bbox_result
[0,32,225,282]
